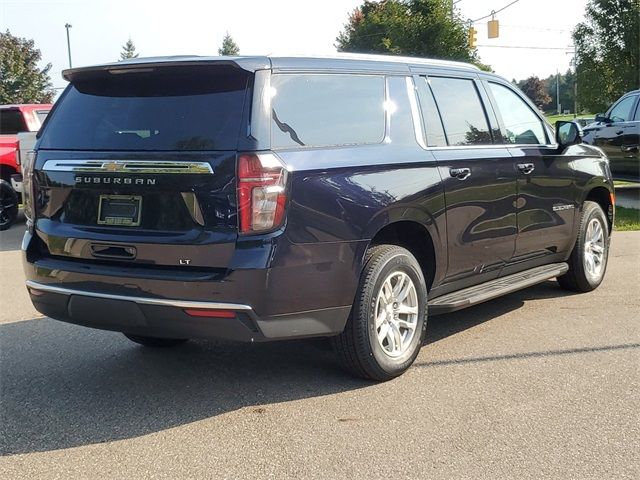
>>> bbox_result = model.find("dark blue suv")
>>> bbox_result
[22,54,614,380]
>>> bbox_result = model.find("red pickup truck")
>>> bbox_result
[1,104,52,230]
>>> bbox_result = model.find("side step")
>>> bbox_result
[428,263,568,315]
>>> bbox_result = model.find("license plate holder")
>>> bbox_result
[97,195,142,227]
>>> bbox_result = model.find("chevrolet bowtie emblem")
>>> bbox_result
[103,162,122,172]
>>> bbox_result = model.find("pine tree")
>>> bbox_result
[120,38,139,61]
[218,33,240,56]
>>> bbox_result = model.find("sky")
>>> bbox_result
[1,0,588,94]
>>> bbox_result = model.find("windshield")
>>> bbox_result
[39,65,250,151]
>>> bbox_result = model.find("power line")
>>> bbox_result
[471,0,522,23]
[477,44,573,50]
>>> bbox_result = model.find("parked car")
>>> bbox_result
[583,90,640,182]
[0,104,52,229]
[22,55,614,380]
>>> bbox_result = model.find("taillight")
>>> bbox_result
[22,150,36,226]
[237,153,288,234]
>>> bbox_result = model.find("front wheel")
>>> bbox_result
[0,179,18,231]
[332,245,428,381]
[557,201,610,292]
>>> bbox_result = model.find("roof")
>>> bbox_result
[62,53,480,81]
[0,104,53,110]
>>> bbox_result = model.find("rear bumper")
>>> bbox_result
[25,279,351,342]
[22,229,361,341]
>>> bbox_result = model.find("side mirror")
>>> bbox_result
[594,113,610,123]
[556,121,583,149]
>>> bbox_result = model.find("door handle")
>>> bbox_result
[615,130,624,135]
[449,167,471,180]
[517,163,535,174]
[621,145,639,152]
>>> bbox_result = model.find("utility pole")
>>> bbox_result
[556,70,560,115]
[65,23,73,68]
[573,43,578,117]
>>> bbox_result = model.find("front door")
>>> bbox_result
[594,94,640,181]
[484,80,577,261]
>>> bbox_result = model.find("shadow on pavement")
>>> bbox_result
[0,210,26,252]
[1,280,576,456]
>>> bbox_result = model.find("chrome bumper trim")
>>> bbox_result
[25,280,253,311]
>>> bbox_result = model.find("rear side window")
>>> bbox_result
[0,110,28,134]
[488,82,546,145]
[270,74,385,148]
[39,65,250,151]
[429,77,492,146]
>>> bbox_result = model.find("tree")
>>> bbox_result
[218,33,240,56]
[573,0,639,112]
[542,70,576,114]
[120,38,139,61]
[0,30,54,104]
[336,0,490,70]
[518,76,551,110]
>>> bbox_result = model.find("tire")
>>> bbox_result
[332,245,428,381]
[123,333,188,348]
[0,179,18,231]
[557,201,610,292]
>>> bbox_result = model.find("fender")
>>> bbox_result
[362,203,448,287]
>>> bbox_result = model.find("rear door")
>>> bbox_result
[417,74,517,283]
[33,64,251,269]
[483,79,577,261]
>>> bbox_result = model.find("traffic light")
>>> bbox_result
[488,19,499,39]
[468,27,477,48]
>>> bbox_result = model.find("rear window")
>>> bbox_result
[0,109,28,135]
[39,65,250,151]
[270,74,385,148]
[35,110,50,126]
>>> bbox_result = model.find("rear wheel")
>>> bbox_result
[332,245,427,381]
[0,179,18,231]
[557,201,610,292]
[123,333,188,348]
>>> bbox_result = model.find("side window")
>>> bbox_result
[270,74,385,148]
[608,95,637,123]
[428,77,492,146]
[415,77,447,147]
[488,82,547,145]
[0,110,28,135]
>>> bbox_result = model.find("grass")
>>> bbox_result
[545,113,594,124]
[614,206,640,231]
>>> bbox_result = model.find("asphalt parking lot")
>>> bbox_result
[1,219,639,479]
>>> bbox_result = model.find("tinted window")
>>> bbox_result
[609,95,637,122]
[271,74,385,148]
[489,82,546,144]
[39,66,249,151]
[429,77,492,146]
[0,110,28,134]
[35,110,50,127]
[416,78,447,147]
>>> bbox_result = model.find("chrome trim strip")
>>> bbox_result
[25,280,253,311]
[42,159,214,174]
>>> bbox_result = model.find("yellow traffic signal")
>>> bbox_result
[488,19,499,39]
[468,27,477,48]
